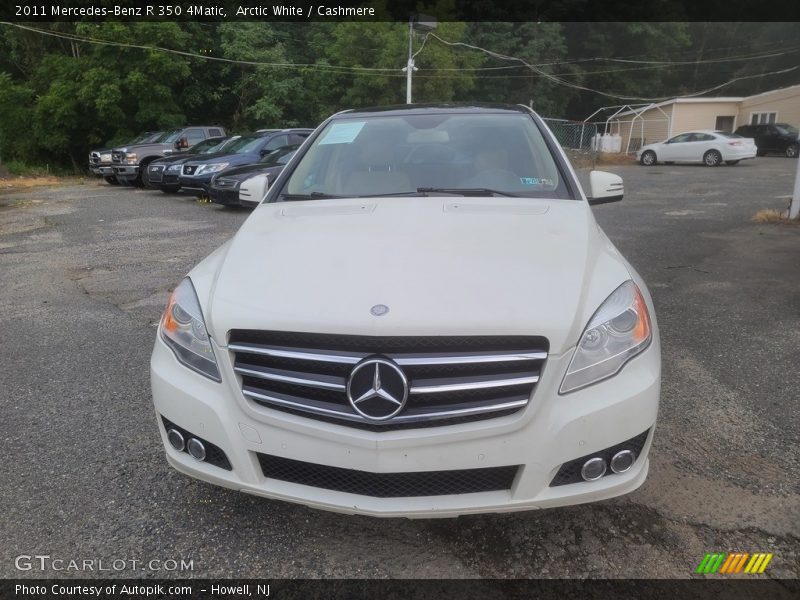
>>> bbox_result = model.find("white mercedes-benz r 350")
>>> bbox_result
[151,104,660,518]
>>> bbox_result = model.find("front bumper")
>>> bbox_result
[151,331,660,518]
[178,174,213,195]
[89,164,115,176]
[209,186,242,206]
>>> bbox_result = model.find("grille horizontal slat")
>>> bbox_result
[230,330,548,431]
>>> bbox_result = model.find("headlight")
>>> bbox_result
[160,278,221,382]
[125,152,138,164]
[560,280,651,394]
[168,164,182,172]
[196,162,229,175]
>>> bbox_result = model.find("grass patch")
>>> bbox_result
[596,152,639,166]
[752,208,800,225]
[2,160,81,177]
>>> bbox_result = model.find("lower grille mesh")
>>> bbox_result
[257,453,519,497]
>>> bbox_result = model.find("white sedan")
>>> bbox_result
[637,130,757,166]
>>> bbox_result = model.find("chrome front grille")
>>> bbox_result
[229,331,548,431]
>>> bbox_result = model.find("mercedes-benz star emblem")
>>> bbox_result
[346,358,408,421]
[370,304,389,316]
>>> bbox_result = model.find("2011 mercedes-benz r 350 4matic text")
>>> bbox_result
[151,104,660,518]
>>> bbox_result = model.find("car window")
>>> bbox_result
[281,113,570,199]
[668,133,693,143]
[209,128,223,137]
[695,133,716,141]
[189,137,223,153]
[718,132,743,139]
[288,133,310,145]
[775,124,798,136]
[184,128,206,145]
[258,145,299,166]
[263,135,290,152]
[157,129,182,143]
[224,136,265,154]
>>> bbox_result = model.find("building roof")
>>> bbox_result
[612,84,800,119]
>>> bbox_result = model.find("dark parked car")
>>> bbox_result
[209,144,300,207]
[111,125,226,186]
[89,131,163,185]
[734,123,799,158]
[178,129,312,196]
[146,136,240,193]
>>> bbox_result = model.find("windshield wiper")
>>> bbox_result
[281,192,344,201]
[415,187,520,197]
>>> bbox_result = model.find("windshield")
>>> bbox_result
[157,129,182,143]
[222,135,266,154]
[281,113,569,199]
[775,124,799,135]
[258,145,299,166]
[130,131,161,144]
[189,137,228,154]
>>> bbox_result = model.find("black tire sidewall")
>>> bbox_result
[641,151,656,166]
[704,150,721,166]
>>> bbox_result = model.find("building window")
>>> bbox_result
[751,112,777,125]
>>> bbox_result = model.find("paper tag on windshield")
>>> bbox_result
[319,121,366,145]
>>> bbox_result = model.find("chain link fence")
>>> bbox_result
[542,118,598,168]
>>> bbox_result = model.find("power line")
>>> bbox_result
[426,32,799,102]
[0,22,403,74]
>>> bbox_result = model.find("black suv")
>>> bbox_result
[734,123,799,158]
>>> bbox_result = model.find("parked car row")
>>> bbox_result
[88,126,313,207]
[636,124,799,166]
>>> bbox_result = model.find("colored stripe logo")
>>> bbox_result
[696,552,773,574]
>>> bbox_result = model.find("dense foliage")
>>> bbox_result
[0,21,797,170]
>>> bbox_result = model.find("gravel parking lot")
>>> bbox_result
[1,158,798,580]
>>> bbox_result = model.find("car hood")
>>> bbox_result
[198,197,632,356]
[152,153,201,165]
[185,152,255,166]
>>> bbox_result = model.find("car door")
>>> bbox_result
[660,133,694,161]
[693,133,719,160]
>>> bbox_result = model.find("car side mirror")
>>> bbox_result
[588,170,624,206]
[179,137,189,149]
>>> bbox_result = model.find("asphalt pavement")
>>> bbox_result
[1,157,797,580]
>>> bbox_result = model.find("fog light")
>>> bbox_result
[167,429,185,452]
[187,438,206,461]
[610,450,635,473]
[581,457,606,481]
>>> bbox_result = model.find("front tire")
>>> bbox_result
[756,149,766,157]
[703,150,722,167]
[786,144,799,158]
[640,150,657,166]
[140,163,154,189]
[725,160,740,165]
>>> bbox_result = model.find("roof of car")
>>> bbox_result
[335,103,534,119]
